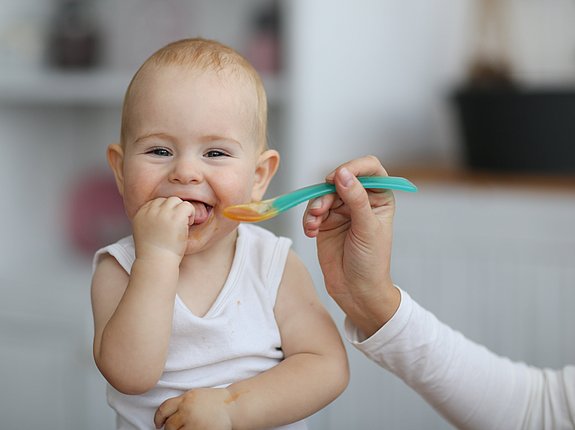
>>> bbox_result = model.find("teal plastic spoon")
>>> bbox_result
[223,176,417,222]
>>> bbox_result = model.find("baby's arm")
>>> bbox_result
[91,197,193,394]
[154,250,349,430]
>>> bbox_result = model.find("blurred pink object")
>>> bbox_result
[68,172,130,255]
[247,31,280,74]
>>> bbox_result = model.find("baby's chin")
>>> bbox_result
[183,217,238,255]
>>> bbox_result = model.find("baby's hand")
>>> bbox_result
[154,388,234,430]
[132,196,194,261]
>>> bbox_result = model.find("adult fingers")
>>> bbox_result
[325,155,388,182]
[333,167,378,235]
[302,193,337,237]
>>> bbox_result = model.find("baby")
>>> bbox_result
[91,38,349,429]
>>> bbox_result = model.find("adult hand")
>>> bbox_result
[303,156,400,337]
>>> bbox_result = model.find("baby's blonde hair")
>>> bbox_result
[120,38,268,150]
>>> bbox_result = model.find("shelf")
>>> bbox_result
[0,69,286,107]
[0,70,131,106]
[392,166,575,192]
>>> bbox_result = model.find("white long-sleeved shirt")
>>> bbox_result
[345,289,575,429]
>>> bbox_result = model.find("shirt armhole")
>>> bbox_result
[265,236,292,304]
[92,238,135,275]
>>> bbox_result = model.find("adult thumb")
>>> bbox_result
[334,167,376,234]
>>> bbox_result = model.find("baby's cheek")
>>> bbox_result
[122,192,147,221]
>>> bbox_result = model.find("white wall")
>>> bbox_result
[282,0,575,260]
[282,1,575,428]
[283,0,575,191]
[283,2,475,427]
[283,0,476,298]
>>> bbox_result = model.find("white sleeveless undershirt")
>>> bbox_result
[93,224,307,430]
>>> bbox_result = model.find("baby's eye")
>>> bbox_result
[147,147,172,157]
[205,150,228,158]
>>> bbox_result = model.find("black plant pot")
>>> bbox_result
[453,88,575,174]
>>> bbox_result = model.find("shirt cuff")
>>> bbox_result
[344,287,414,351]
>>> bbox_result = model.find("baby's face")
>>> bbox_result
[118,65,267,253]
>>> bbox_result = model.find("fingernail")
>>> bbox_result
[305,212,316,223]
[339,167,354,187]
[310,198,322,210]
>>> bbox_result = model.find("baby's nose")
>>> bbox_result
[168,158,203,184]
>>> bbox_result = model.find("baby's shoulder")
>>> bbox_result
[92,235,135,275]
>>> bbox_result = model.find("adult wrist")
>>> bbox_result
[348,283,401,338]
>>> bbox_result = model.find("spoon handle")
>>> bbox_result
[273,176,417,213]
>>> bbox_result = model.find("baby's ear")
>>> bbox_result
[107,143,125,197]
[251,149,280,201]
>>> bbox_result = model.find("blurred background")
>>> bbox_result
[1,0,575,428]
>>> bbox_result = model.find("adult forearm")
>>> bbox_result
[354,290,532,429]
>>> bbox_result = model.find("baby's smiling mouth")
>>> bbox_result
[185,200,213,225]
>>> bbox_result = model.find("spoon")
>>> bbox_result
[223,176,417,222]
